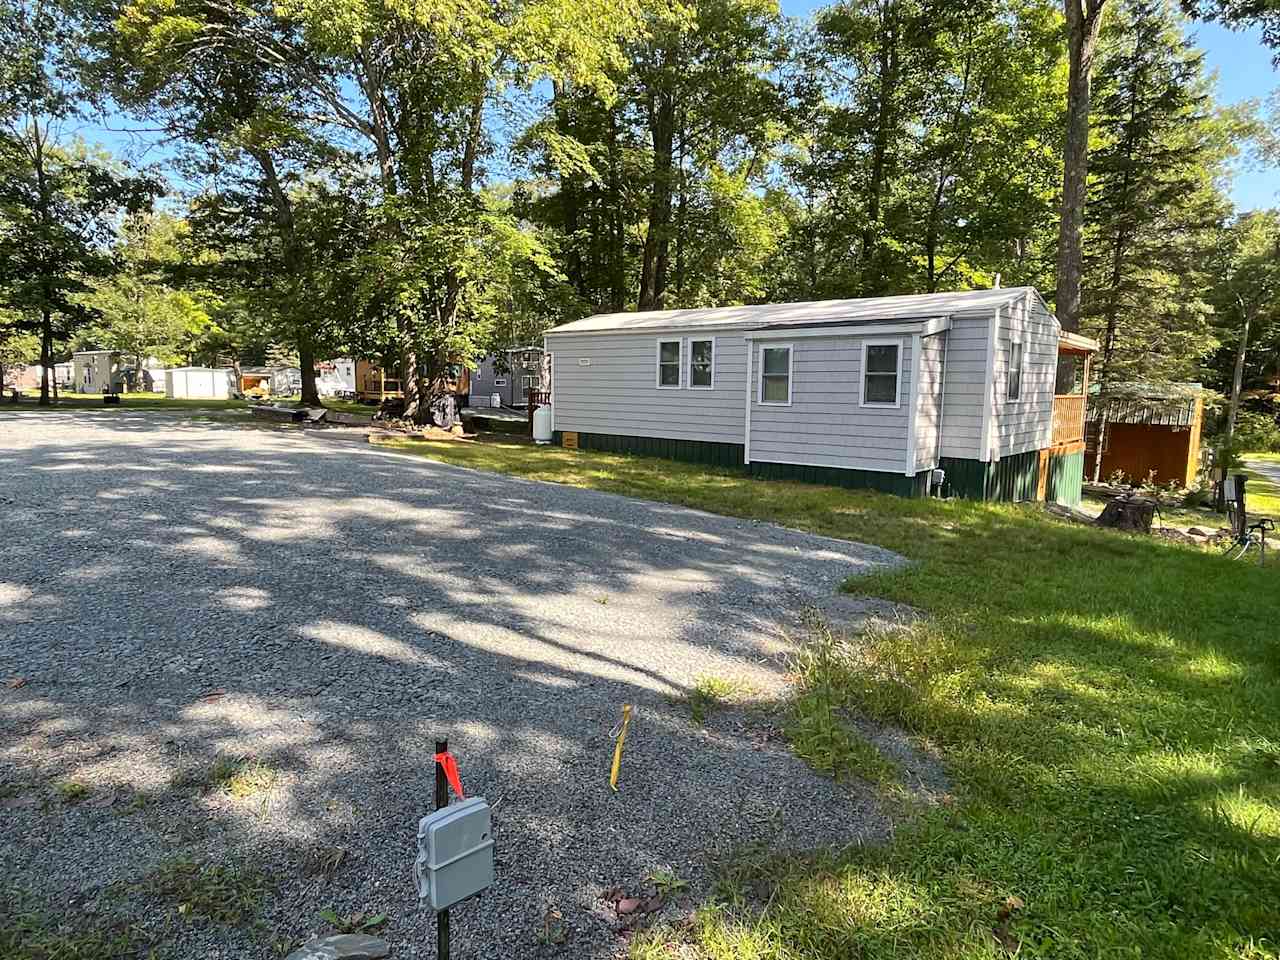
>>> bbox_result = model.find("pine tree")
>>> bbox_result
[1082,0,1239,396]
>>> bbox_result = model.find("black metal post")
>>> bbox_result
[435,739,449,960]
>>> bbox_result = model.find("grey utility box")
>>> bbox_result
[414,797,494,911]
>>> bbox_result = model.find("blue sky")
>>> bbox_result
[86,4,1277,211]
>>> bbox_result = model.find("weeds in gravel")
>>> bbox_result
[686,675,755,725]
[174,756,279,799]
[318,908,387,934]
[0,894,150,960]
[784,619,899,788]
[54,781,90,804]
[138,858,271,925]
[646,868,690,898]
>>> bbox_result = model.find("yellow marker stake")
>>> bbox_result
[609,704,633,791]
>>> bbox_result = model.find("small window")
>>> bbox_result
[689,339,714,388]
[759,345,792,405]
[1008,341,1024,400]
[861,341,900,406]
[657,339,681,388]
[521,375,534,394]
[494,377,508,387]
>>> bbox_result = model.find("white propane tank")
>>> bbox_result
[532,404,553,444]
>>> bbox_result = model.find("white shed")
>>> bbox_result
[165,367,236,400]
[544,288,1099,503]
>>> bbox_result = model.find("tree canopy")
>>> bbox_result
[0,0,1275,425]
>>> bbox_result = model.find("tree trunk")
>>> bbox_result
[1225,300,1251,447]
[38,310,52,406]
[607,109,626,311]
[861,4,899,296]
[298,339,319,406]
[1055,0,1107,332]
[638,88,676,310]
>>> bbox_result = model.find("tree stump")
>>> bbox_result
[1097,497,1155,533]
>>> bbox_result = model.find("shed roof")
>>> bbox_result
[545,287,1043,336]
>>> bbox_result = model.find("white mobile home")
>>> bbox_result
[543,288,1098,503]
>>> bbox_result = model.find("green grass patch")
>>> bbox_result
[374,436,1280,957]
[785,619,900,787]
[55,781,90,804]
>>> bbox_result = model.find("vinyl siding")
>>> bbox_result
[990,292,1058,459]
[748,336,912,474]
[937,311,992,461]
[914,332,945,471]
[547,330,749,444]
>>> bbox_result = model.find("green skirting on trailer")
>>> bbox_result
[747,460,930,496]
[938,450,1041,502]
[552,431,745,468]
[1045,448,1084,506]
[552,430,930,495]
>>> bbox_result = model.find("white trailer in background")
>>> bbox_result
[165,367,237,400]
[316,359,357,398]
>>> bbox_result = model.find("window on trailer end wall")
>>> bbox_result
[760,345,791,404]
[657,340,681,387]
[862,342,900,405]
[1008,341,1024,400]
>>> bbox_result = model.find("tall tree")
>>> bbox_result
[1081,0,1240,394]
[1206,211,1280,448]
[1055,0,1110,332]
[79,212,216,383]
[0,0,156,404]
[776,0,1063,300]
[97,0,337,404]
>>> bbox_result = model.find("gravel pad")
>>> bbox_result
[1,410,907,958]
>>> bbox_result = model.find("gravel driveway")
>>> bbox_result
[1,410,905,959]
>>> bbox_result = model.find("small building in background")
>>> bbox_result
[165,367,237,400]
[72,350,122,393]
[240,366,300,399]
[470,347,547,409]
[1084,383,1205,488]
[316,359,357,398]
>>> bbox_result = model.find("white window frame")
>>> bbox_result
[656,338,682,389]
[1007,339,1025,401]
[493,377,508,387]
[859,338,903,409]
[757,343,793,406]
[521,374,535,394]
[687,337,715,389]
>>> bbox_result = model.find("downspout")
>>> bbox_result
[935,327,950,469]
[743,338,753,465]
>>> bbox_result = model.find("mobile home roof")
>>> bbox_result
[544,287,1041,336]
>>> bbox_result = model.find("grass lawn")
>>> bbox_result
[1242,455,1280,517]
[373,435,1280,958]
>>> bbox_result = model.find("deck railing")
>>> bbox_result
[1052,394,1086,446]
